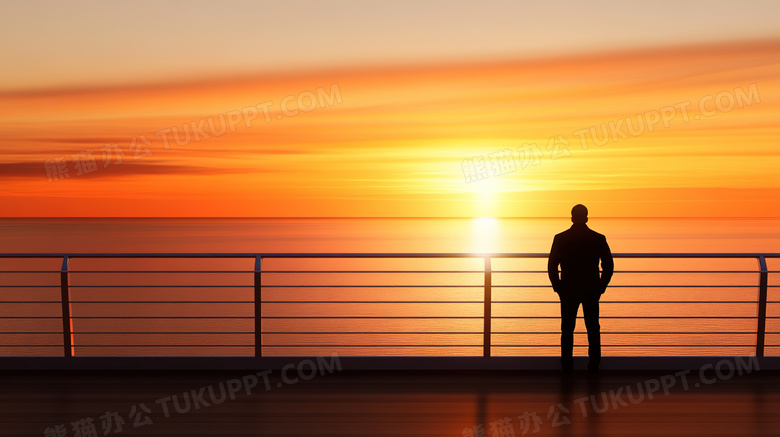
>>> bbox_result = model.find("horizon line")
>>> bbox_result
[1,216,778,220]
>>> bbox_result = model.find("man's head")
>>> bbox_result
[571,204,588,224]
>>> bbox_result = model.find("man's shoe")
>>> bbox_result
[561,362,574,374]
[587,362,600,373]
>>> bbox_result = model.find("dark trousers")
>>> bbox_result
[559,294,601,366]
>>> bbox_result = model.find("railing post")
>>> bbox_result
[60,256,73,357]
[484,257,492,358]
[756,256,768,357]
[254,256,263,357]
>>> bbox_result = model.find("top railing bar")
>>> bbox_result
[1,252,780,258]
[497,270,762,273]
[1,269,764,274]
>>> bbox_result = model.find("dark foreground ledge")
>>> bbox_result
[1,355,778,370]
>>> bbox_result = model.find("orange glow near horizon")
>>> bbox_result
[1,40,779,217]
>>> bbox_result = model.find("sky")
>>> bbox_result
[1,0,779,217]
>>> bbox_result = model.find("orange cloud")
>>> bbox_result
[1,39,778,217]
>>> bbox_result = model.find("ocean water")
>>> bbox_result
[0,217,778,357]
[1,217,779,254]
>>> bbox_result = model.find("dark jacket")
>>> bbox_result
[548,223,614,297]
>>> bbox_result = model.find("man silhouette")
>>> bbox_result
[548,204,613,373]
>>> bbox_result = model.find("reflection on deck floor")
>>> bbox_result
[2,368,778,436]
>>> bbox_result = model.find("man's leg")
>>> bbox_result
[559,297,580,372]
[582,294,601,371]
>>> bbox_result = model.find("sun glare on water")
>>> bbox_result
[470,216,501,254]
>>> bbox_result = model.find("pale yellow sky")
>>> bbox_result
[2,0,780,90]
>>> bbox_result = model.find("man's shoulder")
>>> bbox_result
[589,228,607,239]
[552,229,572,242]
[588,228,609,244]
[558,226,607,241]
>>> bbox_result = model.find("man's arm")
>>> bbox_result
[548,236,562,293]
[599,236,614,293]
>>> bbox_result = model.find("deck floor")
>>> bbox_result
[1,367,778,436]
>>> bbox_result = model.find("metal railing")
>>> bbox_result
[0,253,777,358]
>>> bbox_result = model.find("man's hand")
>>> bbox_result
[599,278,609,295]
